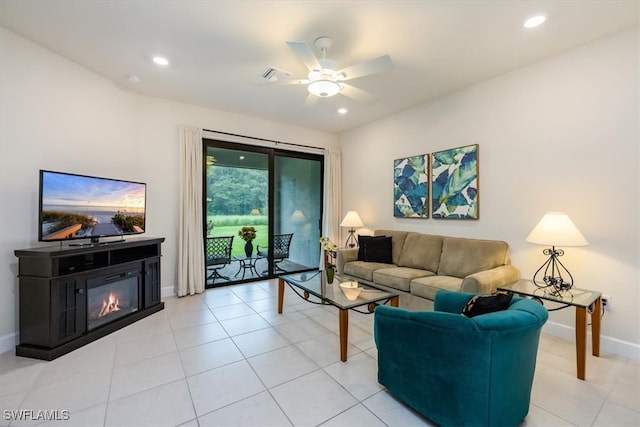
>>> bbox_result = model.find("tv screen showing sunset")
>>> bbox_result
[40,171,146,241]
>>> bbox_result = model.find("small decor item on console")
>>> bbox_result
[526,212,588,296]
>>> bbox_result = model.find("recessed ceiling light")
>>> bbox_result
[338,108,348,114]
[524,15,546,29]
[126,74,141,83]
[152,56,169,66]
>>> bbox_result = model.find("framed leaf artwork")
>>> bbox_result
[394,154,429,218]
[431,144,479,219]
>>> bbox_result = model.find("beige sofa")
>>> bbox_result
[336,229,520,310]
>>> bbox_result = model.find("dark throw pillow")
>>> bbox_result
[357,235,393,263]
[357,235,381,261]
[363,236,393,263]
[462,291,513,318]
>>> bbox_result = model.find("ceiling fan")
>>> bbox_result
[264,37,394,104]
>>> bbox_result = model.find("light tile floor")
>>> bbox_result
[1,280,638,426]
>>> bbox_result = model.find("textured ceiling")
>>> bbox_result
[0,0,637,133]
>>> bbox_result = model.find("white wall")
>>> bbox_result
[340,28,639,358]
[1,24,638,359]
[0,28,338,353]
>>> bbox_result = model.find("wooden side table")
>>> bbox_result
[498,279,602,380]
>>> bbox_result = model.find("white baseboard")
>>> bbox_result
[161,286,176,298]
[0,332,17,356]
[543,320,640,361]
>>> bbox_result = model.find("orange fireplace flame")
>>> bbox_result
[98,291,121,318]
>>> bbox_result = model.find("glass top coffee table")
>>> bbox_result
[278,271,399,362]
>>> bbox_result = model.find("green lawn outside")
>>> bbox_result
[208,223,268,258]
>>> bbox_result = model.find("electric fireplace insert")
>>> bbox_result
[87,268,140,331]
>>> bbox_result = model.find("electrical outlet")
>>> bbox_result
[602,295,611,310]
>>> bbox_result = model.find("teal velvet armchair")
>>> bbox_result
[374,290,548,427]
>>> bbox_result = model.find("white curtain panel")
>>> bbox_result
[177,125,205,296]
[321,148,342,268]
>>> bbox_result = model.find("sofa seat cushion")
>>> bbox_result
[437,237,509,278]
[410,275,464,301]
[344,261,394,282]
[397,233,444,272]
[373,267,435,292]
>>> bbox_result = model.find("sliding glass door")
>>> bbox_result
[272,154,322,276]
[203,139,322,287]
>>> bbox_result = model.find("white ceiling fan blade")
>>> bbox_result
[337,55,394,81]
[340,83,376,103]
[255,78,309,86]
[286,41,321,71]
[304,93,318,106]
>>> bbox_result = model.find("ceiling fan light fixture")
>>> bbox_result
[308,69,322,81]
[308,80,341,97]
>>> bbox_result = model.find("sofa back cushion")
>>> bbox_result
[438,237,509,278]
[397,233,444,272]
[374,230,408,265]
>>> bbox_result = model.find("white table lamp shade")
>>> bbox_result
[526,212,588,247]
[340,211,364,228]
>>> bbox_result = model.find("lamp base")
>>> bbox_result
[344,229,357,248]
[532,246,574,296]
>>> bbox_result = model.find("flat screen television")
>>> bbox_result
[39,170,146,244]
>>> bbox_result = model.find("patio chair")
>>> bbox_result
[257,233,293,274]
[206,236,234,284]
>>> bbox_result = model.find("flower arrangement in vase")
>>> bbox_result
[320,236,338,283]
[239,226,257,257]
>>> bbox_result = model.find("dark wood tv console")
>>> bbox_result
[14,237,165,360]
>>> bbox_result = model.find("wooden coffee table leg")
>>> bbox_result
[390,295,399,307]
[592,297,602,357]
[277,278,284,314]
[576,306,587,380]
[339,309,348,362]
